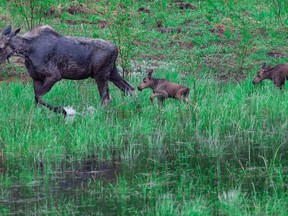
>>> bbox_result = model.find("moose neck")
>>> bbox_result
[9,36,30,59]
[264,69,273,80]
[150,78,160,90]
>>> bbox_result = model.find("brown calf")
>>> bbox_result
[252,63,288,90]
[137,69,190,103]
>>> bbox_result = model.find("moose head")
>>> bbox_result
[0,25,21,64]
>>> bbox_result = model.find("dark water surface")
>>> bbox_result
[1,142,288,215]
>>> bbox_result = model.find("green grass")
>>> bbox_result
[1,0,288,215]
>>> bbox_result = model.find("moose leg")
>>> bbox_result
[150,92,168,104]
[175,88,190,103]
[274,78,285,90]
[95,78,111,106]
[33,78,66,115]
[109,66,135,94]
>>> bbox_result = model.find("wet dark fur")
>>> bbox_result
[0,25,135,115]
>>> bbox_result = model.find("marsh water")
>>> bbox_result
[1,141,287,215]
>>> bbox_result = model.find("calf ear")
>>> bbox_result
[147,69,153,79]
[2,25,12,36]
[261,62,266,69]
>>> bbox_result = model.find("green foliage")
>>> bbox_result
[102,0,143,78]
[267,0,288,29]
[10,0,54,29]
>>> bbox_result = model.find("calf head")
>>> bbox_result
[252,62,270,85]
[138,69,154,91]
[0,25,20,64]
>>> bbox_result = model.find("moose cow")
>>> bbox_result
[0,25,135,115]
[137,69,190,103]
[252,63,288,90]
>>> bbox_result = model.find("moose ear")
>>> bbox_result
[147,69,153,79]
[14,28,21,36]
[2,25,12,36]
[8,28,21,39]
[261,62,266,69]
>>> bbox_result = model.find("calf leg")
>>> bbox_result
[33,78,66,115]
[274,78,285,90]
[175,88,190,102]
[95,78,111,106]
[109,66,135,94]
[150,92,168,104]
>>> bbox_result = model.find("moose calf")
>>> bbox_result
[137,69,190,103]
[253,63,288,90]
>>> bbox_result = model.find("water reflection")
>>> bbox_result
[1,141,288,215]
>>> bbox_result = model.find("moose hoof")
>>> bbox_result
[63,106,77,116]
